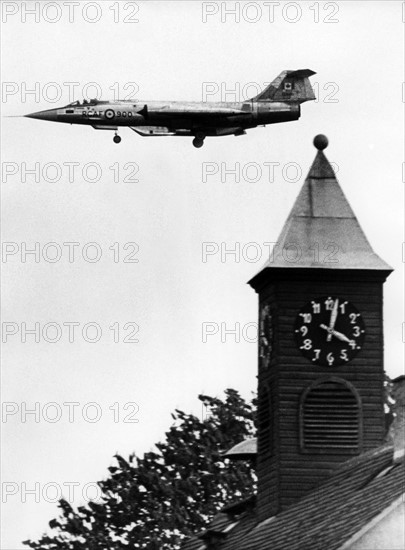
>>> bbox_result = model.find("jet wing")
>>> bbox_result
[130,126,177,136]
[92,125,118,130]
[130,126,247,138]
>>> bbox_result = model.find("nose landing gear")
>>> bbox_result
[113,133,121,144]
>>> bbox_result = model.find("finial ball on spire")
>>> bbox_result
[313,134,328,150]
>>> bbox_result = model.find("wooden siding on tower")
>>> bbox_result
[255,272,386,519]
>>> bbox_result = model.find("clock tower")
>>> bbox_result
[248,135,392,521]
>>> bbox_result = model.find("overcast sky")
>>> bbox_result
[1,1,404,547]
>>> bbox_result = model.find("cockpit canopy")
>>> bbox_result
[66,99,100,107]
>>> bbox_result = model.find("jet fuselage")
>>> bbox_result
[24,69,315,147]
[31,100,300,131]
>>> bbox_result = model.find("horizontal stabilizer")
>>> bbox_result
[288,69,316,78]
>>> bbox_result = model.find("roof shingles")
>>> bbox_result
[183,445,404,550]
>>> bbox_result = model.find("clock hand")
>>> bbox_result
[320,323,332,335]
[330,329,351,343]
[320,324,351,343]
[327,299,339,341]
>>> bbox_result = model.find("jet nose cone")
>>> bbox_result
[25,108,58,121]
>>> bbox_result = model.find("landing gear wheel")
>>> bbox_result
[192,137,204,148]
[113,134,122,144]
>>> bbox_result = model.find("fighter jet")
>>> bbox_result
[25,69,316,148]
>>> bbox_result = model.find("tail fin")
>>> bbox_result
[252,69,316,103]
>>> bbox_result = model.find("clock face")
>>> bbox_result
[260,304,273,369]
[294,296,365,367]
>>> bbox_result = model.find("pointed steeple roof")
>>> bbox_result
[250,135,392,281]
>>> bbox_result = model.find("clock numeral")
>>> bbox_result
[311,301,321,314]
[339,301,348,314]
[325,297,334,310]
[326,352,335,366]
[299,313,312,323]
[300,339,312,350]
[313,349,321,361]
[353,326,361,337]
[299,325,308,336]
[349,340,357,349]
[349,313,359,324]
[340,349,348,361]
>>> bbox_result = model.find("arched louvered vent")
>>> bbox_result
[258,387,271,456]
[300,378,362,454]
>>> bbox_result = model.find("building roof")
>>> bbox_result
[182,444,404,550]
[223,438,257,460]
[248,137,392,286]
[183,497,257,550]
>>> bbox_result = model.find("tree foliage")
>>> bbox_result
[24,389,257,549]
